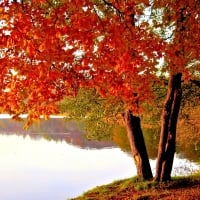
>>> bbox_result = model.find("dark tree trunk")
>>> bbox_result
[155,73,182,181]
[123,110,153,180]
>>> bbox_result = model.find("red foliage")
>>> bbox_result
[0,0,199,123]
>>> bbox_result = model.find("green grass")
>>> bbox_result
[69,172,200,200]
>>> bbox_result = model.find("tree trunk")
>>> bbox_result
[123,110,153,180]
[155,73,182,181]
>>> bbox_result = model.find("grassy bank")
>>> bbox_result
[70,172,200,200]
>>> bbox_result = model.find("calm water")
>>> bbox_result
[0,116,199,200]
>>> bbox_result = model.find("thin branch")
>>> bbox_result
[102,0,124,20]
[190,79,200,88]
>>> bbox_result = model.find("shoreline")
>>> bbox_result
[70,173,200,200]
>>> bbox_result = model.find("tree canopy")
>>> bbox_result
[0,0,199,124]
[0,0,200,181]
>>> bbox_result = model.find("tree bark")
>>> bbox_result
[123,110,153,180]
[155,73,182,181]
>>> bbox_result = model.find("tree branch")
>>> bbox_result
[190,79,200,88]
[102,0,123,19]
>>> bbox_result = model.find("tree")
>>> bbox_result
[0,0,199,181]
[152,0,200,181]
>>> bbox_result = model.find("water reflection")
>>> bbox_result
[0,134,135,200]
[0,117,114,149]
[0,117,199,199]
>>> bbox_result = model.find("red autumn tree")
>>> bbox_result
[0,0,199,181]
[153,0,200,181]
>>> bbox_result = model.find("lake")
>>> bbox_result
[0,116,199,200]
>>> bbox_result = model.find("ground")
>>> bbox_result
[70,173,200,200]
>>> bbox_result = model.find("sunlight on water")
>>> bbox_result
[150,155,200,177]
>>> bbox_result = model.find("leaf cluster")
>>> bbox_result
[0,0,199,126]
